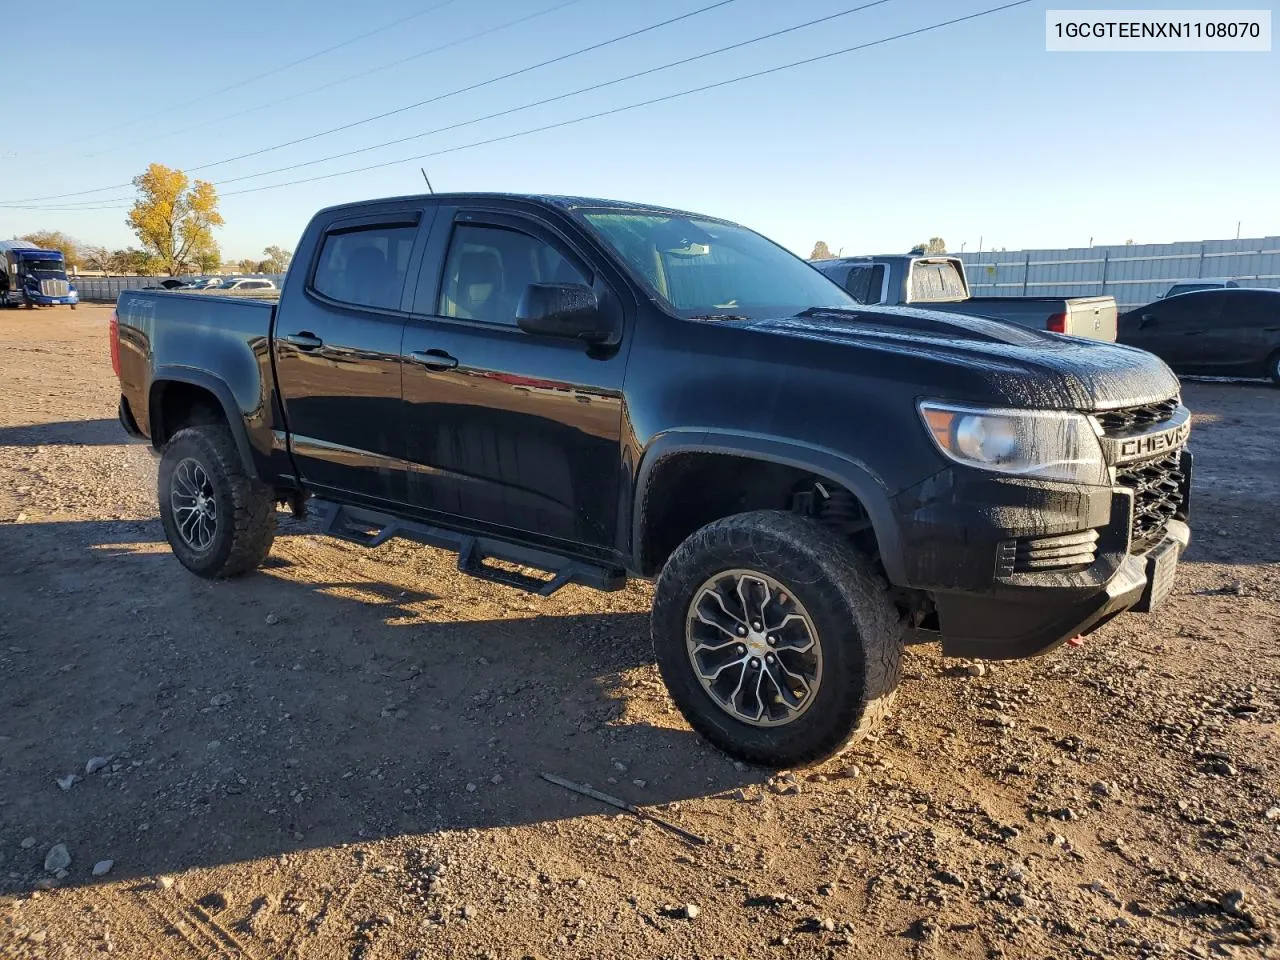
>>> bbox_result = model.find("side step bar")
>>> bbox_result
[310,500,626,597]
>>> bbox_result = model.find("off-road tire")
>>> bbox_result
[158,424,276,578]
[1267,351,1280,386]
[651,509,903,768]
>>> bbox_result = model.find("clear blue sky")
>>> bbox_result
[2,0,1276,260]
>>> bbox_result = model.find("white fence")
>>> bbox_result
[956,237,1280,309]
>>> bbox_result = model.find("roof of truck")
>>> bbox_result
[0,240,57,255]
[313,192,720,221]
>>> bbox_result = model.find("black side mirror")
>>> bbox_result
[516,283,611,344]
[1139,313,1157,329]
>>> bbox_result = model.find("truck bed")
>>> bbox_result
[931,295,1118,341]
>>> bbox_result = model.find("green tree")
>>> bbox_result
[261,245,293,273]
[193,240,222,274]
[126,163,224,276]
[110,247,157,276]
[20,230,81,268]
[912,237,947,255]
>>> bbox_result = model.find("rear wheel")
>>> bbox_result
[157,424,276,578]
[651,510,903,768]
[1268,351,1280,386]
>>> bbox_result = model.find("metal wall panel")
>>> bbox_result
[958,237,1280,308]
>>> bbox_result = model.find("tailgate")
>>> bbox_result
[1065,296,1117,342]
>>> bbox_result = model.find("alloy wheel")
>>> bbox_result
[170,457,218,551]
[684,569,823,727]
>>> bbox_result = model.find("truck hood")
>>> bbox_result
[739,305,1179,411]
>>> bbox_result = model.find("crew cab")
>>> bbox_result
[810,253,1117,341]
[113,193,1192,767]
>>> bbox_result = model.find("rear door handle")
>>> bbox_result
[282,332,324,350]
[409,349,458,371]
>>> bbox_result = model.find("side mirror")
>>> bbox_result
[516,283,611,344]
[1139,313,1157,329]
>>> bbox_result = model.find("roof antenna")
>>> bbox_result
[420,167,434,195]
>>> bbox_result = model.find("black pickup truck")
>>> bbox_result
[113,192,1193,767]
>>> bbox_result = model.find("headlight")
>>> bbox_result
[918,401,1107,484]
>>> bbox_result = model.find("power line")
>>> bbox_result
[97,0,589,159]
[200,0,901,190]
[8,1,1031,212]
[212,0,1032,200]
[61,0,464,149]
[6,0,896,210]
[1,0,741,205]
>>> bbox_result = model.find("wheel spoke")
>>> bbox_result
[697,652,747,683]
[702,586,747,629]
[770,654,813,708]
[736,574,771,628]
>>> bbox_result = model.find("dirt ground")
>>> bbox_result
[1,303,1277,960]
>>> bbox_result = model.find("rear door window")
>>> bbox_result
[845,266,872,304]
[312,224,419,311]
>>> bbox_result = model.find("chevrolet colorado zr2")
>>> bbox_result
[112,193,1193,767]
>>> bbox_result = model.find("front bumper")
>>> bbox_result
[24,293,79,305]
[894,450,1193,660]
[933,520,1188,659]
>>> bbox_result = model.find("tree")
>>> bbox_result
[109,247,157,276]
[912,237,947,255]
[81,245,113,274]
[20,230,80,268]
[260,245,293,273]
[235,257,261,274]
[193,240,222,274]
[126,163,224,276]
[809,241,836,260]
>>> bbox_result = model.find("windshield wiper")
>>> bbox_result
[687,313,750,322]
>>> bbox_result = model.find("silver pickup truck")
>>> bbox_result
[811,254,1117,341]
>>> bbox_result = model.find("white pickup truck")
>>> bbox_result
[811,254,1117,341]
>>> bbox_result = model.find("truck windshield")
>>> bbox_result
[579,211,855,320]
[23,258,65,276]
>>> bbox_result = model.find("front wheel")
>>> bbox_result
[157,424,277,578]
[651,510,903,768]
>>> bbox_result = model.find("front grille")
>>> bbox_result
[1094,397,1179,433]
[1116,451,1185,553]
[39,279,70,297]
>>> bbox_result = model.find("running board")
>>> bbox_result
[311,500,626,597]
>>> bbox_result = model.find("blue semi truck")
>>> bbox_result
[0,240,79,308]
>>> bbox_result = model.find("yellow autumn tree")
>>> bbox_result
[126,163,224,276]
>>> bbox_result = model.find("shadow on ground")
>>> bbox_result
[0,519,760,893]
[0,419,124,447]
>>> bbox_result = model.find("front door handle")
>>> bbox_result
[282,332,324,350]
[409,349,458,371]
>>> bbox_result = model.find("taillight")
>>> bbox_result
[109,310,121,377]
[1046,312,1067,334]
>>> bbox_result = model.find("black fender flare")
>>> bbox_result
[631,430,906,584]
[149,365,259,481]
